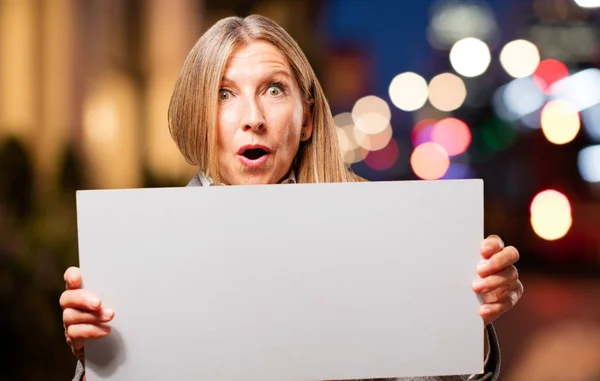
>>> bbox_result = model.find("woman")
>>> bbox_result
[60,14,523,381]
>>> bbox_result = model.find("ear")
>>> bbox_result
[300,101,314,142]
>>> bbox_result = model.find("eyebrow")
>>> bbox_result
[221,69,293,85]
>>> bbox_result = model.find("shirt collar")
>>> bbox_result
[191,170,297,187]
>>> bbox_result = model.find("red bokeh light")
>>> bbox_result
[411,118,436,147]
[431,118,471,156]
[533,59,569,94]
[364,139,399,171]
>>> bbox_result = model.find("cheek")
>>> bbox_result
[217,107,238,149]
[276,103,304,146]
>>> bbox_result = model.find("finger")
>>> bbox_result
[66,323,111,340]
[60,289,102,311]
[480,235,504,259]
[472,265,518,293]
[69,337,84,351]
[71,339,85,361]
[480,284,522,322]
[480,299,512,325]
[481,285,511,304]
[477,245,519,277]
[64,266,82,290]
[63,307,115,326]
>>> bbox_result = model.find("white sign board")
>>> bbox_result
[76,179,485,381]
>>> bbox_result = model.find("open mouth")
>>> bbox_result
[237,145,271,167]
[241,148,268,160]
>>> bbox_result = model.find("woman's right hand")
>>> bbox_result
[59,266,115,362]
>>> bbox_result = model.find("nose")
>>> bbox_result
[241,96,265,132]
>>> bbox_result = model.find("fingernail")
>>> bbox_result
[473,279,484,291]
[478,260,488,270]
[102,308,114,320]
[496,237,504,248]
[89,298,101,309]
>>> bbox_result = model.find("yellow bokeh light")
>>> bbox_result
[389,72,429,111]
[530,190,572,241]
[84,103,118,144]
[449,37,491,77]
[351,95,391,135]
[499,39,540,78]
[428,73,467,112]
[541,100,581,145]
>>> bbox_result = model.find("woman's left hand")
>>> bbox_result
[472,235,524,325]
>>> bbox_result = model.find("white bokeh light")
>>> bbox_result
[503,77,546,119]
[388,72,429,112]
[427,1,499,49]
[549,68,600,112]
[582,103,600,142]
[578,145,600,183]
[449,37,491,77]
[499,39,540,78]
[351,96,391,135]
[573,0,600,8]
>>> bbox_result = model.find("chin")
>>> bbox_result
[230,172,278,186]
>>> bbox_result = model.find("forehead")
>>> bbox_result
[224,41,291,78]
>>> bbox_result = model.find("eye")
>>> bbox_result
[219,89,231,100]
[266,82,286,97]
[267,86,281,97]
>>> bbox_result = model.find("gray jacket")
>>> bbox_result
[71,173,501,381]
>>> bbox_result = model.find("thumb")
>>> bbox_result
[72,339,85,364]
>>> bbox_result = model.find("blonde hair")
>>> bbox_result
[168,14,361,184]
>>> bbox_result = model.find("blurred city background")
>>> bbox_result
[1,0,599,380]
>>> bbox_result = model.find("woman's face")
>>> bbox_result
[216,41,312,185]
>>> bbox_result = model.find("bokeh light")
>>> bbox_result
[389,72,429,111]
[480,116,518,152]
[334,112,353,129]
[428,73,467,112]
[541,100,581,145]
[499,39,540,78]
[334,113,364,165]
[573,0,600,8]
[530,190,572,241]
[364,139,399,171]
[578,145,600,183]
[492,85,518,122]
[410,142,450,180]
[351,95,391,135]
[353,123,394,152]
[502,77,547,120]
[582,103,600,142]
[411,119,437,147]
[83,102,118,144]
[431,118,471,156]
[427,1,499,49]
[449,37,491,78]
[533,59,569,94]
[549,68,600,112]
